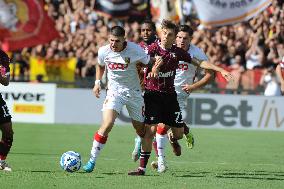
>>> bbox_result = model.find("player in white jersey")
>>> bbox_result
[276,56,284,95]
[172,25,213,147]
[83,26,161,173]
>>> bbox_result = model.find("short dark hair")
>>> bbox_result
[110,26,125,37]
[178,25,194,37]
[161,19,178,34]
[142,19,156,32]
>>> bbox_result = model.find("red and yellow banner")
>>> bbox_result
[0,0,59,51]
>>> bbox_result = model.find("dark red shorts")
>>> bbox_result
[144,91,183,128]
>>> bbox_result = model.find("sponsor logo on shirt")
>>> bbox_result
[178,63,189,71]
[107,62,129,70]
[170,52,176,58]
[159,71,174,78]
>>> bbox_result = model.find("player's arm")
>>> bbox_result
[93,48,106,98]
[192,58,233,81]
[93,64,105,98]
[276,64,284,94]
[181,69,213,93]
[0,67,10,86]
[148,56,163,78]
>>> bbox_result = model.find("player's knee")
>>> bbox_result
[136,127,145,138]
[1,123,13,144]
[144,126,156,139]
[3,130,14,147]
[156,124,168,135]
[173,133,183,140]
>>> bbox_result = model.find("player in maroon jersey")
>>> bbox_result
[128,20,233,175]
[0,50,13,171]
[132,20,160,161]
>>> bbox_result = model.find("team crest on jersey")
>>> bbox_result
[124,57,130,64]
[170,52,176,58]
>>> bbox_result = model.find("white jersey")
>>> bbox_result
[98,42,150,91]
[174,44,208,96]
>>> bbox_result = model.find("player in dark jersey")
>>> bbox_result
[132,20,159,161]
[0,50,13,171]
[129,20,233,175]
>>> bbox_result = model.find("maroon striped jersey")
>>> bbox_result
[138,39,159,90]
[145,42,192,93]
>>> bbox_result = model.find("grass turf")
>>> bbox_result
[1,123,284,189]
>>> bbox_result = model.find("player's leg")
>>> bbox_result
[183,123,194,148]
[168,126,184,156]
[0,99,13,172]
[128,91,160,175]
[0,121,13,171]
[177,94,194,149]
[128,124,156,175]
[83,92,122,173]
[157,92,183,172]
[131,119,145,162]
[127,92,145,162]
[150,123,169,171]
[83,109,118,172]
[131,135,141,162]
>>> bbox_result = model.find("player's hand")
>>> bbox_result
[93,84,101,98]
[154,56,164,68]
[221,70,234,82]
[181,84,195,94]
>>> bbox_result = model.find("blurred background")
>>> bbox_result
[0,0,283,95]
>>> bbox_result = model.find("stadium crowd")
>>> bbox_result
[10,0,284,94]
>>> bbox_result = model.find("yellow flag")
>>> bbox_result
[60,58,76,82]
[29,56,48,81]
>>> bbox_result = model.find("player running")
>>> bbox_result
[0,50,13,171]
[82,26,161,173]
[132,22,209,161]
[128,20,233,175]
[150,24,214,169]
[132,20,159,162]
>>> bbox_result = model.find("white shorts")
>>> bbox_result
[102,89,145,122]
[177,93,189,110]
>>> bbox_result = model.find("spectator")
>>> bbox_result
[260,66,281,96]
[3,0,283,94]
[245,37,264,70]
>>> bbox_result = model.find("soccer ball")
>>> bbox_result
[60,151,81,172]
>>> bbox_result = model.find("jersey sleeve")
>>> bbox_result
[146,43,157,57]
[193,47,208,61]
[97,47,106,66]
[136,45,150,65]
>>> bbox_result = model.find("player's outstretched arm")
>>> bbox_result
[181,69,213,93]
[193,58,233,82]
[93,64,105,98]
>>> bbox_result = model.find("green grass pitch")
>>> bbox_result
[1,123,284,189]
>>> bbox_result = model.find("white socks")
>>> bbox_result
[155,133,168,161]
